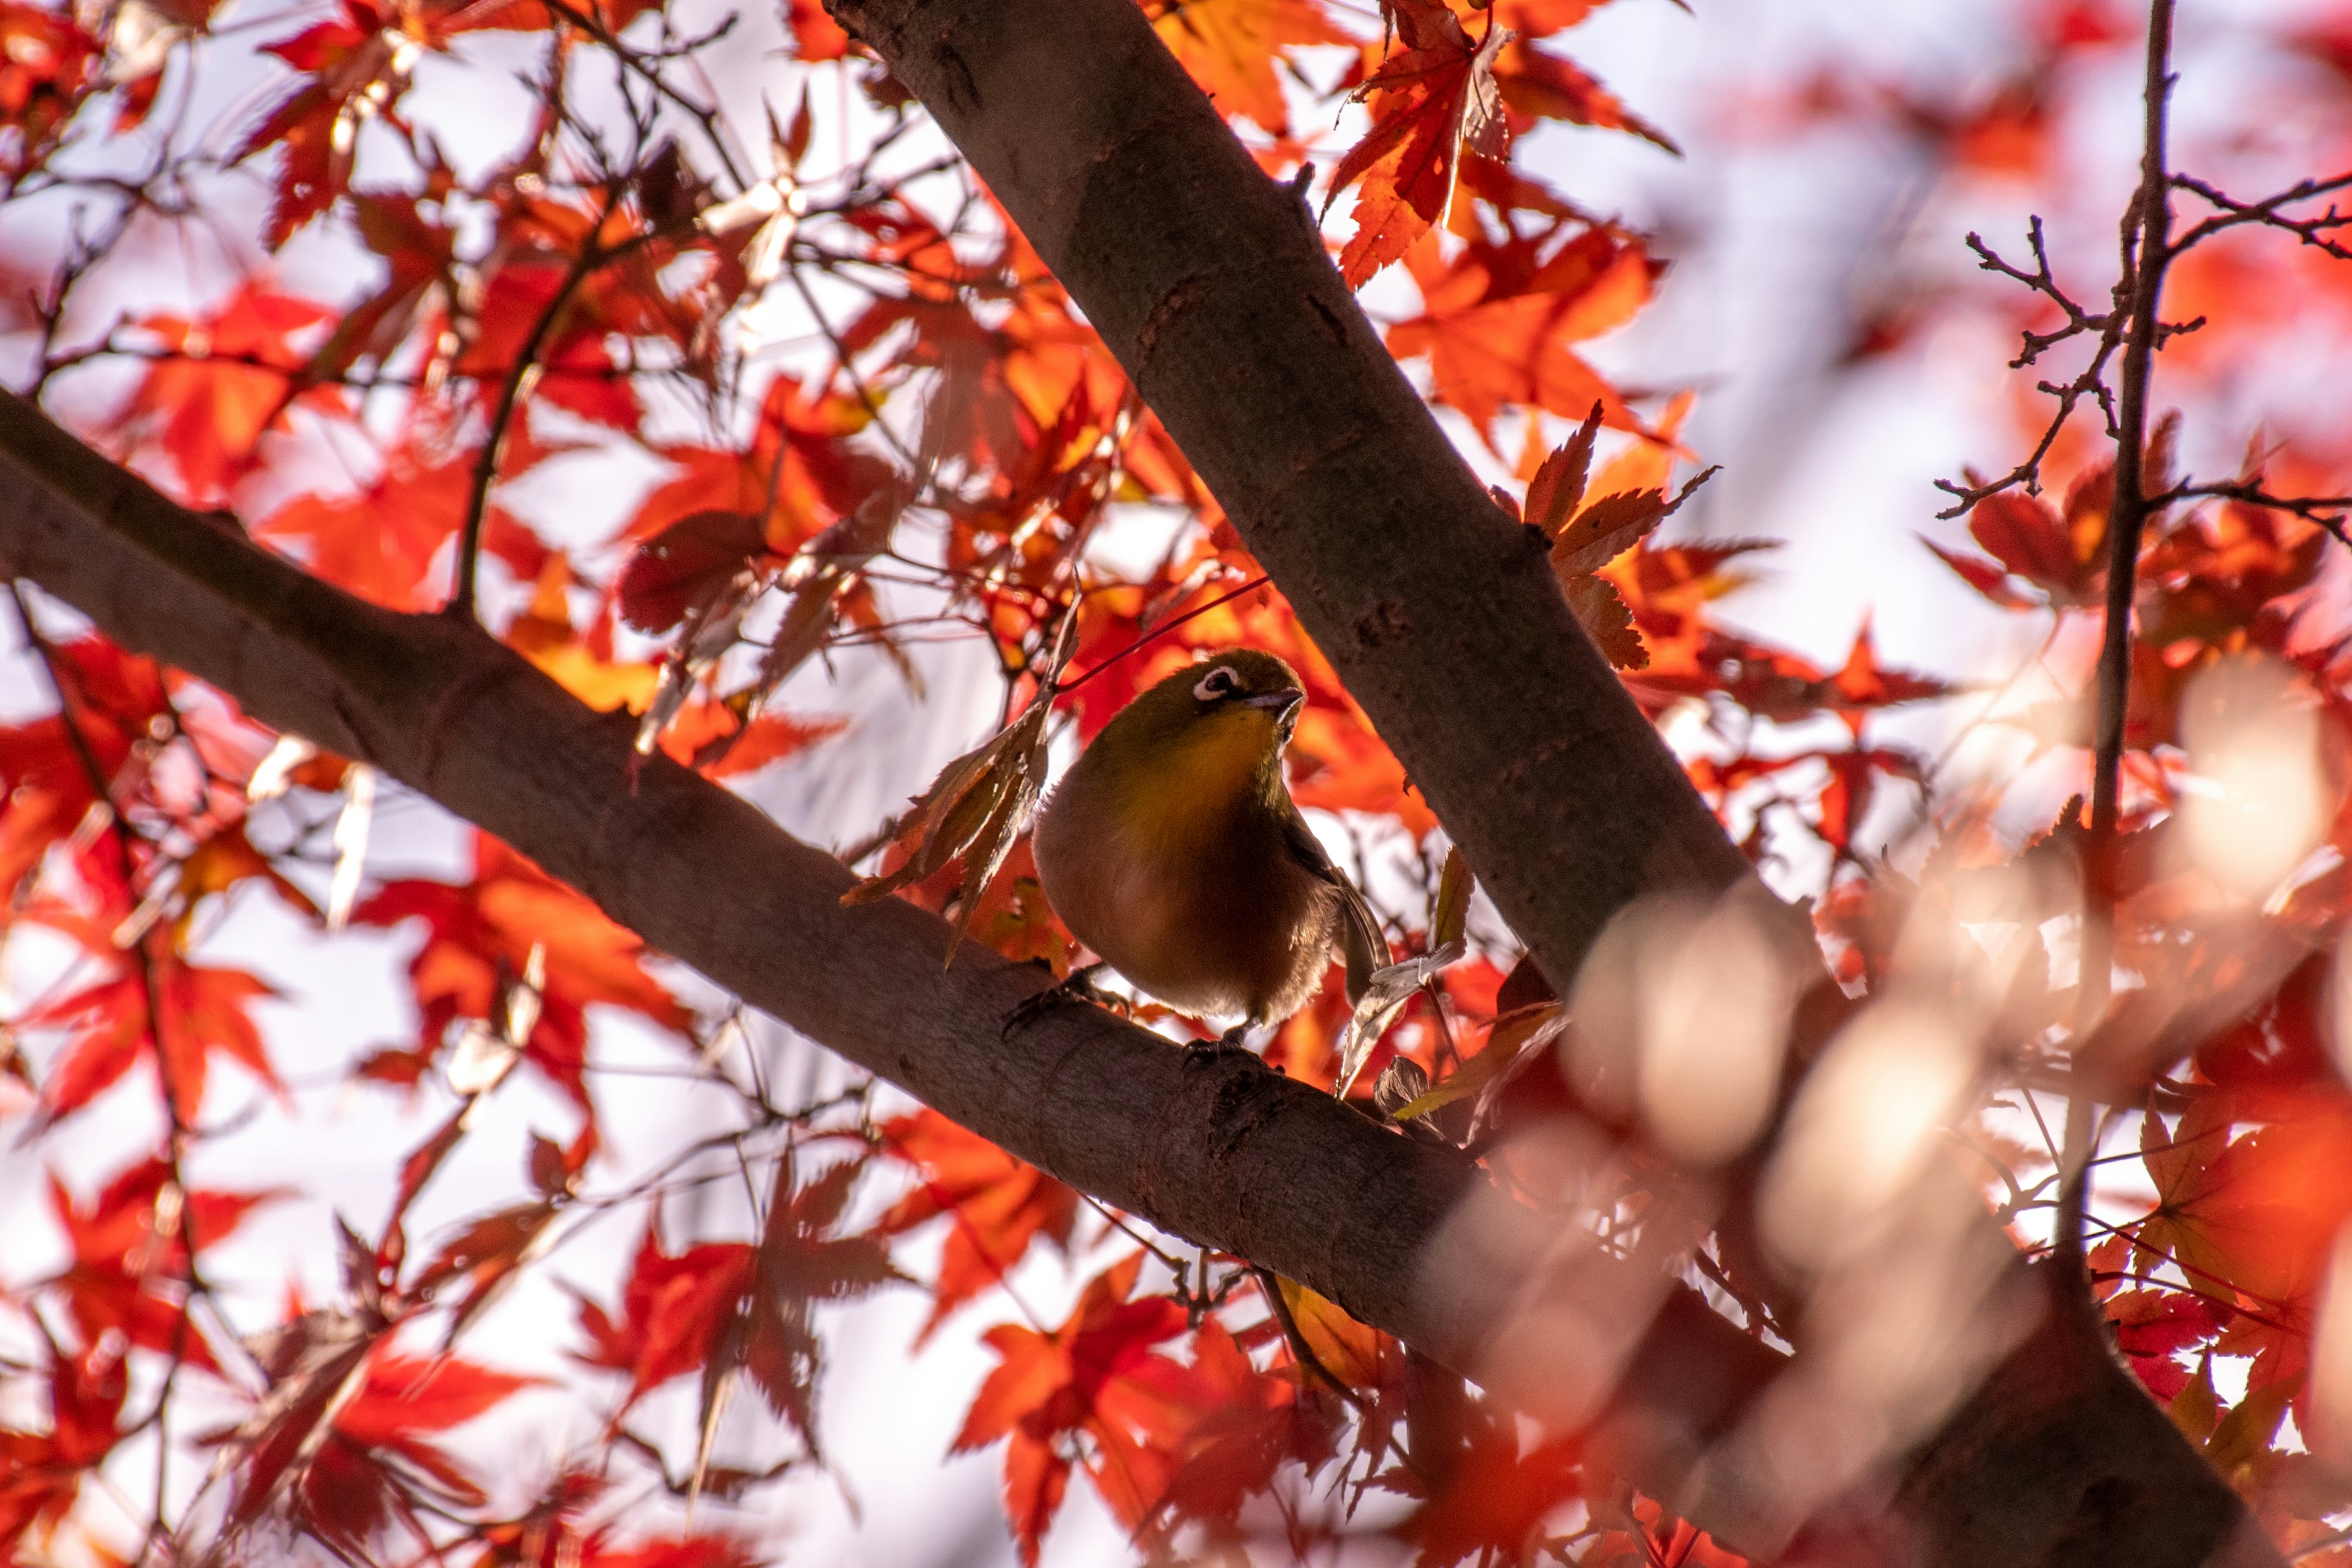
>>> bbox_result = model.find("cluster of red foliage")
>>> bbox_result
[4,0,2352,1561]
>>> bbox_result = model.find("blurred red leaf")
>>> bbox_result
[117,284,331,503]
[43,1156,282,1373]
[0,1,97,178]
[1493,35,1677,150]
[1398,1419,1583,1567]
[571,1224,753,1404]
[616,510,772,634]
[696,1153,902,1468]
[2107,1287,2231,1401]
[34,957,279,1125]
[781,0,850,58]
[254,435,547,611]
[268,1352,542,1561]
[0,1334,125,1554]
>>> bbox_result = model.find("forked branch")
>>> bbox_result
[2170,169,2352,260]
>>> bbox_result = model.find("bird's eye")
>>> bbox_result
[1193,667,1238,703]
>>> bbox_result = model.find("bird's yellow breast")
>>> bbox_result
[1033,707,1327,1022]
[1107,709,1276,850]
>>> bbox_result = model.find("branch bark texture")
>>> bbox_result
[0,0,2284,1548]
[811,2,2275,1564]
[826,0,1749,1001]
[0,386,1775,1490]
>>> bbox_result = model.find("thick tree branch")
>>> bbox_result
[0,385,1777,1512]
[823,0,1750,1004]
[805,2,2278,1563]
[0,388,2280,1566]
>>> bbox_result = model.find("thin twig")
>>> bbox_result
[2152,477,2352,549]
[2169,169,2352,261]
[447,221,611,620]
[1966,218,2113,367]
[2060,0,2177,1272]
[1057,574,1272,695]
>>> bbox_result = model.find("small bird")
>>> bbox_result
[1027,649,1385,1045]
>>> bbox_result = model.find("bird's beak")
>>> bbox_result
[1245,687,1305,718]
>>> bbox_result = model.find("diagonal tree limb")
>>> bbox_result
[824,0,1750,1006]
[0,385,2277,1566]
[0,383,1779,1512]
[814,2,2278,1564]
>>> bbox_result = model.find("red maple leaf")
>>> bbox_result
[0,636,177,898]
[117,283,333,504]
[1104,1317,1340,1546]
[1827,619,1953,725]
[617,510,776,635]
[235,2,409,246]
[781,0,850,58]
[32,956,280,1125]
[0,0,95,169]
[0,1332,125,1554]
[1398,1417,1586,1567]
[878,1108,1078,1343]
[1491,34,1678,151]
[695,1153,903,1465]
[570,1223,755,1405]
[234,1347,542,1562]
[952,1253,1189,1566]
[352,832,691,1110]
[1934,461,2114,609]
[254,434,548,611]
[42,1156,282,1373]
[634,374,895,549]
[455,231,644,433]
[2106,1287,2233,1401]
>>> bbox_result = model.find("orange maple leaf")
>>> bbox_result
[1388,228,1654,442]
[1150,0,1347,135]
[1325,0,1513,287]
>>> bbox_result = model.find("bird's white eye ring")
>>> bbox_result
[1193,667,1238,702]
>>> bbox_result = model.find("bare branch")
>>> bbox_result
[1936,220,2134,516]
[1966,218,2114,367]
[2170,169,2352,261]
[2155,477,2352,549]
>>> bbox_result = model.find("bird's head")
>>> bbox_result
[1099,648,1308,771]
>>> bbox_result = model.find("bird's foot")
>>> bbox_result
[1001,962,1119,1040]
[1182,1022,1269,1069]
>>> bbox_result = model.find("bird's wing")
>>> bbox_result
[1281,806,1390,1006]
